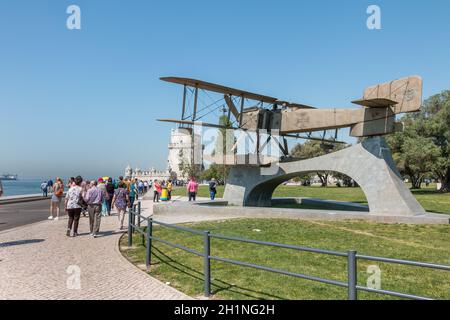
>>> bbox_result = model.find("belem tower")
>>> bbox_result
[125,128,202,182]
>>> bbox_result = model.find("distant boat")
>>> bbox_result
[0,174,18,181]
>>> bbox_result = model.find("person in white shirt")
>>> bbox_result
[64,176,84,237]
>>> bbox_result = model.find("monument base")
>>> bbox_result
[224,137,426,216]
[152,200,450,225]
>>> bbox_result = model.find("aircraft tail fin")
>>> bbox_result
[357,76,423,114]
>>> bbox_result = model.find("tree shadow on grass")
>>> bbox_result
[411,189,445,195]
[151,246,288,300]
[0,239,45,248]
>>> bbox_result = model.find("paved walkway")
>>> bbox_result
[0,199,190,300]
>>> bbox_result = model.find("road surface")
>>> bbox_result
[0,199,66,232]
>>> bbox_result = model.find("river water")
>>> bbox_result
[0,179,45,197]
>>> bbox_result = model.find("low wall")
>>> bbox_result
[152,201,450,225]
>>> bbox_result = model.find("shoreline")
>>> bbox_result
[0,193,52,205]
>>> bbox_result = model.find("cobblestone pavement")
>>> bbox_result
[0,199,190,300]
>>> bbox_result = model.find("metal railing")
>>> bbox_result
[128,204,450,300]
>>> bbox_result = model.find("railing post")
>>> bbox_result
[347,250,358,300]
[204,231,211,297]
[146,218,153,270]
[137,202,141,229]
[128,207,133,247]
[132,204,137,233]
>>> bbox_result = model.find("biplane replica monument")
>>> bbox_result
[158,75,428,217]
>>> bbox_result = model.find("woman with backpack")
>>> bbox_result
[48,177,64,220]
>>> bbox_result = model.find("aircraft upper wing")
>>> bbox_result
[160,77,279,104]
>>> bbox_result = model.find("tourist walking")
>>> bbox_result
[48,177,64,220]
[112,182,129,230]
[41,181,48,197]
[0,179,3,197]
[153,180,161,202]
[64,176,83,237]
[97,178,109,217]
[115,176,124,189]
[67,177,75,189]
[187,177,199,201]
[47,179,54,195]
[209,178,217,200]
[105,178,115,215]
[129,179,137,209]
[143,181,149,193]
[80,180,89,217]
[138,180,144,195]
[83,180,105,238]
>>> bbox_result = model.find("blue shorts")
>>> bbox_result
[51,195,62,203]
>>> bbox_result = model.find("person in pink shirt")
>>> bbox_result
[153,180,162,203]
[186,177,199,201]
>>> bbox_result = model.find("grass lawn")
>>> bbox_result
[121,218,450,300]
[171,184,450,215]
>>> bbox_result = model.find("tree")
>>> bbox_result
[210,115,234,184]
[387,90,450,191]
[422,91,450,191]
[386,119,440,189]
[290,141,348,187]
[200,163,227,183]
[333,172,358,187]
[178,149,201,180]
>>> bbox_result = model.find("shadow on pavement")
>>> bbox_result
[0,239,45,248]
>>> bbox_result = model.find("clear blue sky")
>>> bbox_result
[1,0,449,179]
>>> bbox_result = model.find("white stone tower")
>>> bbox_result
[167,128,203,180]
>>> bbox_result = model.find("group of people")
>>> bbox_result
[185,176,216,201]
[151,177,217,202]
[46,176,148,238]
[42,175,219,237]
[152,179,173,202]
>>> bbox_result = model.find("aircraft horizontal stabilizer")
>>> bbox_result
[351,98,398,108]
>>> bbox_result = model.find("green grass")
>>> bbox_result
[171,184,450,215]
[121,218,450,300]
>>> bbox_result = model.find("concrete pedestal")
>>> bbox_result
[223,137,426,216]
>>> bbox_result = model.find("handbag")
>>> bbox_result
[54,184,64,197]
[77,190,87,207]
